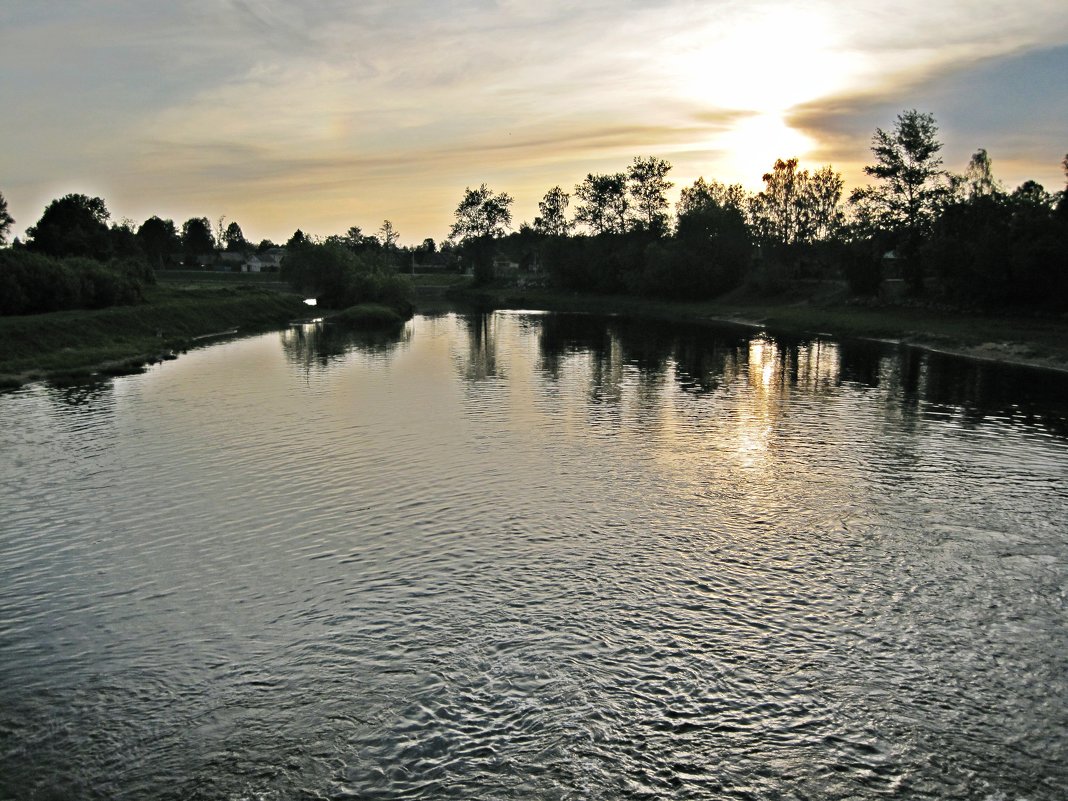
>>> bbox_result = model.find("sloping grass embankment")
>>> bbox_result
[0,285,309,387]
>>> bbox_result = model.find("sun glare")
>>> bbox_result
[715,114,816,185]
[668,6,853,183]
[675,8,851,114]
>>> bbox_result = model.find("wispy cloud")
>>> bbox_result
[1,0,1066,241]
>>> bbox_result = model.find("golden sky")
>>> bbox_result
[2,0,1066,245]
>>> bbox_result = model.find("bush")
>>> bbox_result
[0,250,150,315]
[331,303,405,330]
[280,242,413,316]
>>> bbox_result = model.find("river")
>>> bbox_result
[1,311,1066,800]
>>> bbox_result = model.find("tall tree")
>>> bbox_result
[801,165,845,242]
[534,186,572,236]
[0,191,13,245]
[137,216,181,268]
[754,158,805,245]
[849,109,948,238]
[182,217,215,258]
[379,220,399,249]
[223,221,248,251]
[27,193,113,259]
[450,184,514,240]
[961,148,1002,200]
[574,173,628,234]
[627,156,673,233]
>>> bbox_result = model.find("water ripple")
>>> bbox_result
[1,313,1067,799]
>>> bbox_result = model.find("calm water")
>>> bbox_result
[1,311,1067,801]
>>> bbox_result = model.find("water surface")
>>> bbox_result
[2,312,1067,800]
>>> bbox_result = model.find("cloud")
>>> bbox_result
[789,44,1068,187]
[2,0,1066,242]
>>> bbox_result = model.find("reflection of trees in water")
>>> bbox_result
[45,378,115,410]
[455,313,502,382]
[279,320,410,374]
[471,311,1068,441]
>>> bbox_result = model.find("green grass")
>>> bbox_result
[156,268,283,283]
[1,284,309,385]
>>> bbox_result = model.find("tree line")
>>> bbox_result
[448,110,1068,311]
[2,108,1066,316]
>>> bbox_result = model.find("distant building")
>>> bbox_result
[245,248,285,272]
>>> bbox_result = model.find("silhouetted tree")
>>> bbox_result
[627,156,673,234]
[639,197,750,299]
[287,229,310,249]
[753,158,805,245]
[223,221,248,251]
[803,165,845,242]
[750,159,843,247]
[534,186,571,236]
[450,184,514,240]
[343,226,366,251]
[960,148,1002,200]
[181,217,215,263]
[850,109,949,292]
[27,194,112,259]
[450,185,513,283]
[574,173,628,234]
[850,110,948,237]
[0,191,13,246]
[676,177,747,219]
[379,220,399,249]
[137,216,181,269]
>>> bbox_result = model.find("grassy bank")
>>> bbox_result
[0,284,309,387]
[452,283,1068,372]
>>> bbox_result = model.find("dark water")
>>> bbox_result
[1,311,1066,801]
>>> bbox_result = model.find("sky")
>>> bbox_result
[1,0,1067,246]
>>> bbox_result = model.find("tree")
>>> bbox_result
[181,217,215,260]
[534,186,571,236]
[961,148,1002,200]
[343,226,365,251]
[627,156,673,233]
[449,184,514,240]
[0,191,13,246]
[287,229,310,249]
[574,173,628,234]
[379,220,399,249]
[754,158,806,245]
[849,110,948,238]
[223,221,248,251]
[27,194,112,259]
[676,177,747,219]
[137,217,181,268]
[801,165,845,242]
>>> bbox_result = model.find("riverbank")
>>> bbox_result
[0,284,309,388]
[451,283,1068,373]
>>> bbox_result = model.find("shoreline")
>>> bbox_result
[446,285,1068,374]
[6,280,1068,390]
[0,285,309,389]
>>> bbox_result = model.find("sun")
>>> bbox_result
[665,6,855,183]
